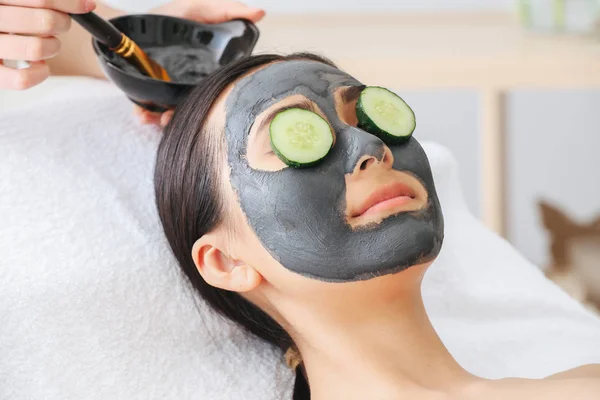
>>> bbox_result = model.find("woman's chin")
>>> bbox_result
[376,260,434,282]
[309,259,436,289]
[347,261,435,299]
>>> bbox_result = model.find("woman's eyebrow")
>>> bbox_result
[256,100,315,134]
[340,85,366,103]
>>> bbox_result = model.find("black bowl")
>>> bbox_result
[92,14,260,112]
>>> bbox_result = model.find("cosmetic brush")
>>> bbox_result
[70,12,171,82]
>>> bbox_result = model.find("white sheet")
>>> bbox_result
[1,80,599,400]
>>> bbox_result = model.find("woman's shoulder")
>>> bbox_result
[545,363,600,380]
[456,366,600,400]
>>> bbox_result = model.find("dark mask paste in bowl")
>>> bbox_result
[109,45,219,84]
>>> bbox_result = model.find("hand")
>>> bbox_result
[152,0,266,25]
[134,0,265,128]
[0,0,97,90]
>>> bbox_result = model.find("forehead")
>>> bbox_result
[224,60,363,115]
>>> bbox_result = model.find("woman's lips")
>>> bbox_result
[353,182,417,218]
[361,195,415,217]
[345,171,429,229]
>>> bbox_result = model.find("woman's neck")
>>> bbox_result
[285,265,479,400]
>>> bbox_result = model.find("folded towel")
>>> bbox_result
[1,84,599,400]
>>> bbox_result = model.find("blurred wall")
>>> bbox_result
[243,0,511,13]
[108,0,512,13]
[507,90,600,269]
[105,0,512,13]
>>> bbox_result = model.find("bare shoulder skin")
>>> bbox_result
[546,364,600,380]
[458,365,600,400]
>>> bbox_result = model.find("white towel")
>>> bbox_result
[1,82,599,400]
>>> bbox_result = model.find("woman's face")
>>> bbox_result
[206,60,443,285]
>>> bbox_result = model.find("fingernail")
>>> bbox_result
[85,0,97,12]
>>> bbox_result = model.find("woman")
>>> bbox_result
[154,53,600,399]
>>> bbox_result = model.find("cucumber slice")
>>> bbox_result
[356,86,416,144]
[269,108,334,168]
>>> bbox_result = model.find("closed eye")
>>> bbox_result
[336,85,366,127]
[247,94,333,172]
[341,85,366,104]
[260,101,321,157]
[257,100,315,134]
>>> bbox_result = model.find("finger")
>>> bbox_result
[218,1,266,23]
[133,105,144,118]
[0,0,95,14]
[185,1,266,24]
[0,6,71,35]
[0,34,60,61]
[0,60,49,90]
[133,106,162,125]
[160,110,174,128]
[142,113,162,125]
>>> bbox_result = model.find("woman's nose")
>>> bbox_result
[355,147,394,172]
[342,126,394,174]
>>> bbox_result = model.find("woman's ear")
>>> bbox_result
[191,235,262,292]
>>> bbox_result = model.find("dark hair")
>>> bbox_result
[154,53,337,400]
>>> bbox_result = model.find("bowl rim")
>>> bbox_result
[91,14,260,86]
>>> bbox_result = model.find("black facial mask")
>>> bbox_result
[225,60,444,282]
